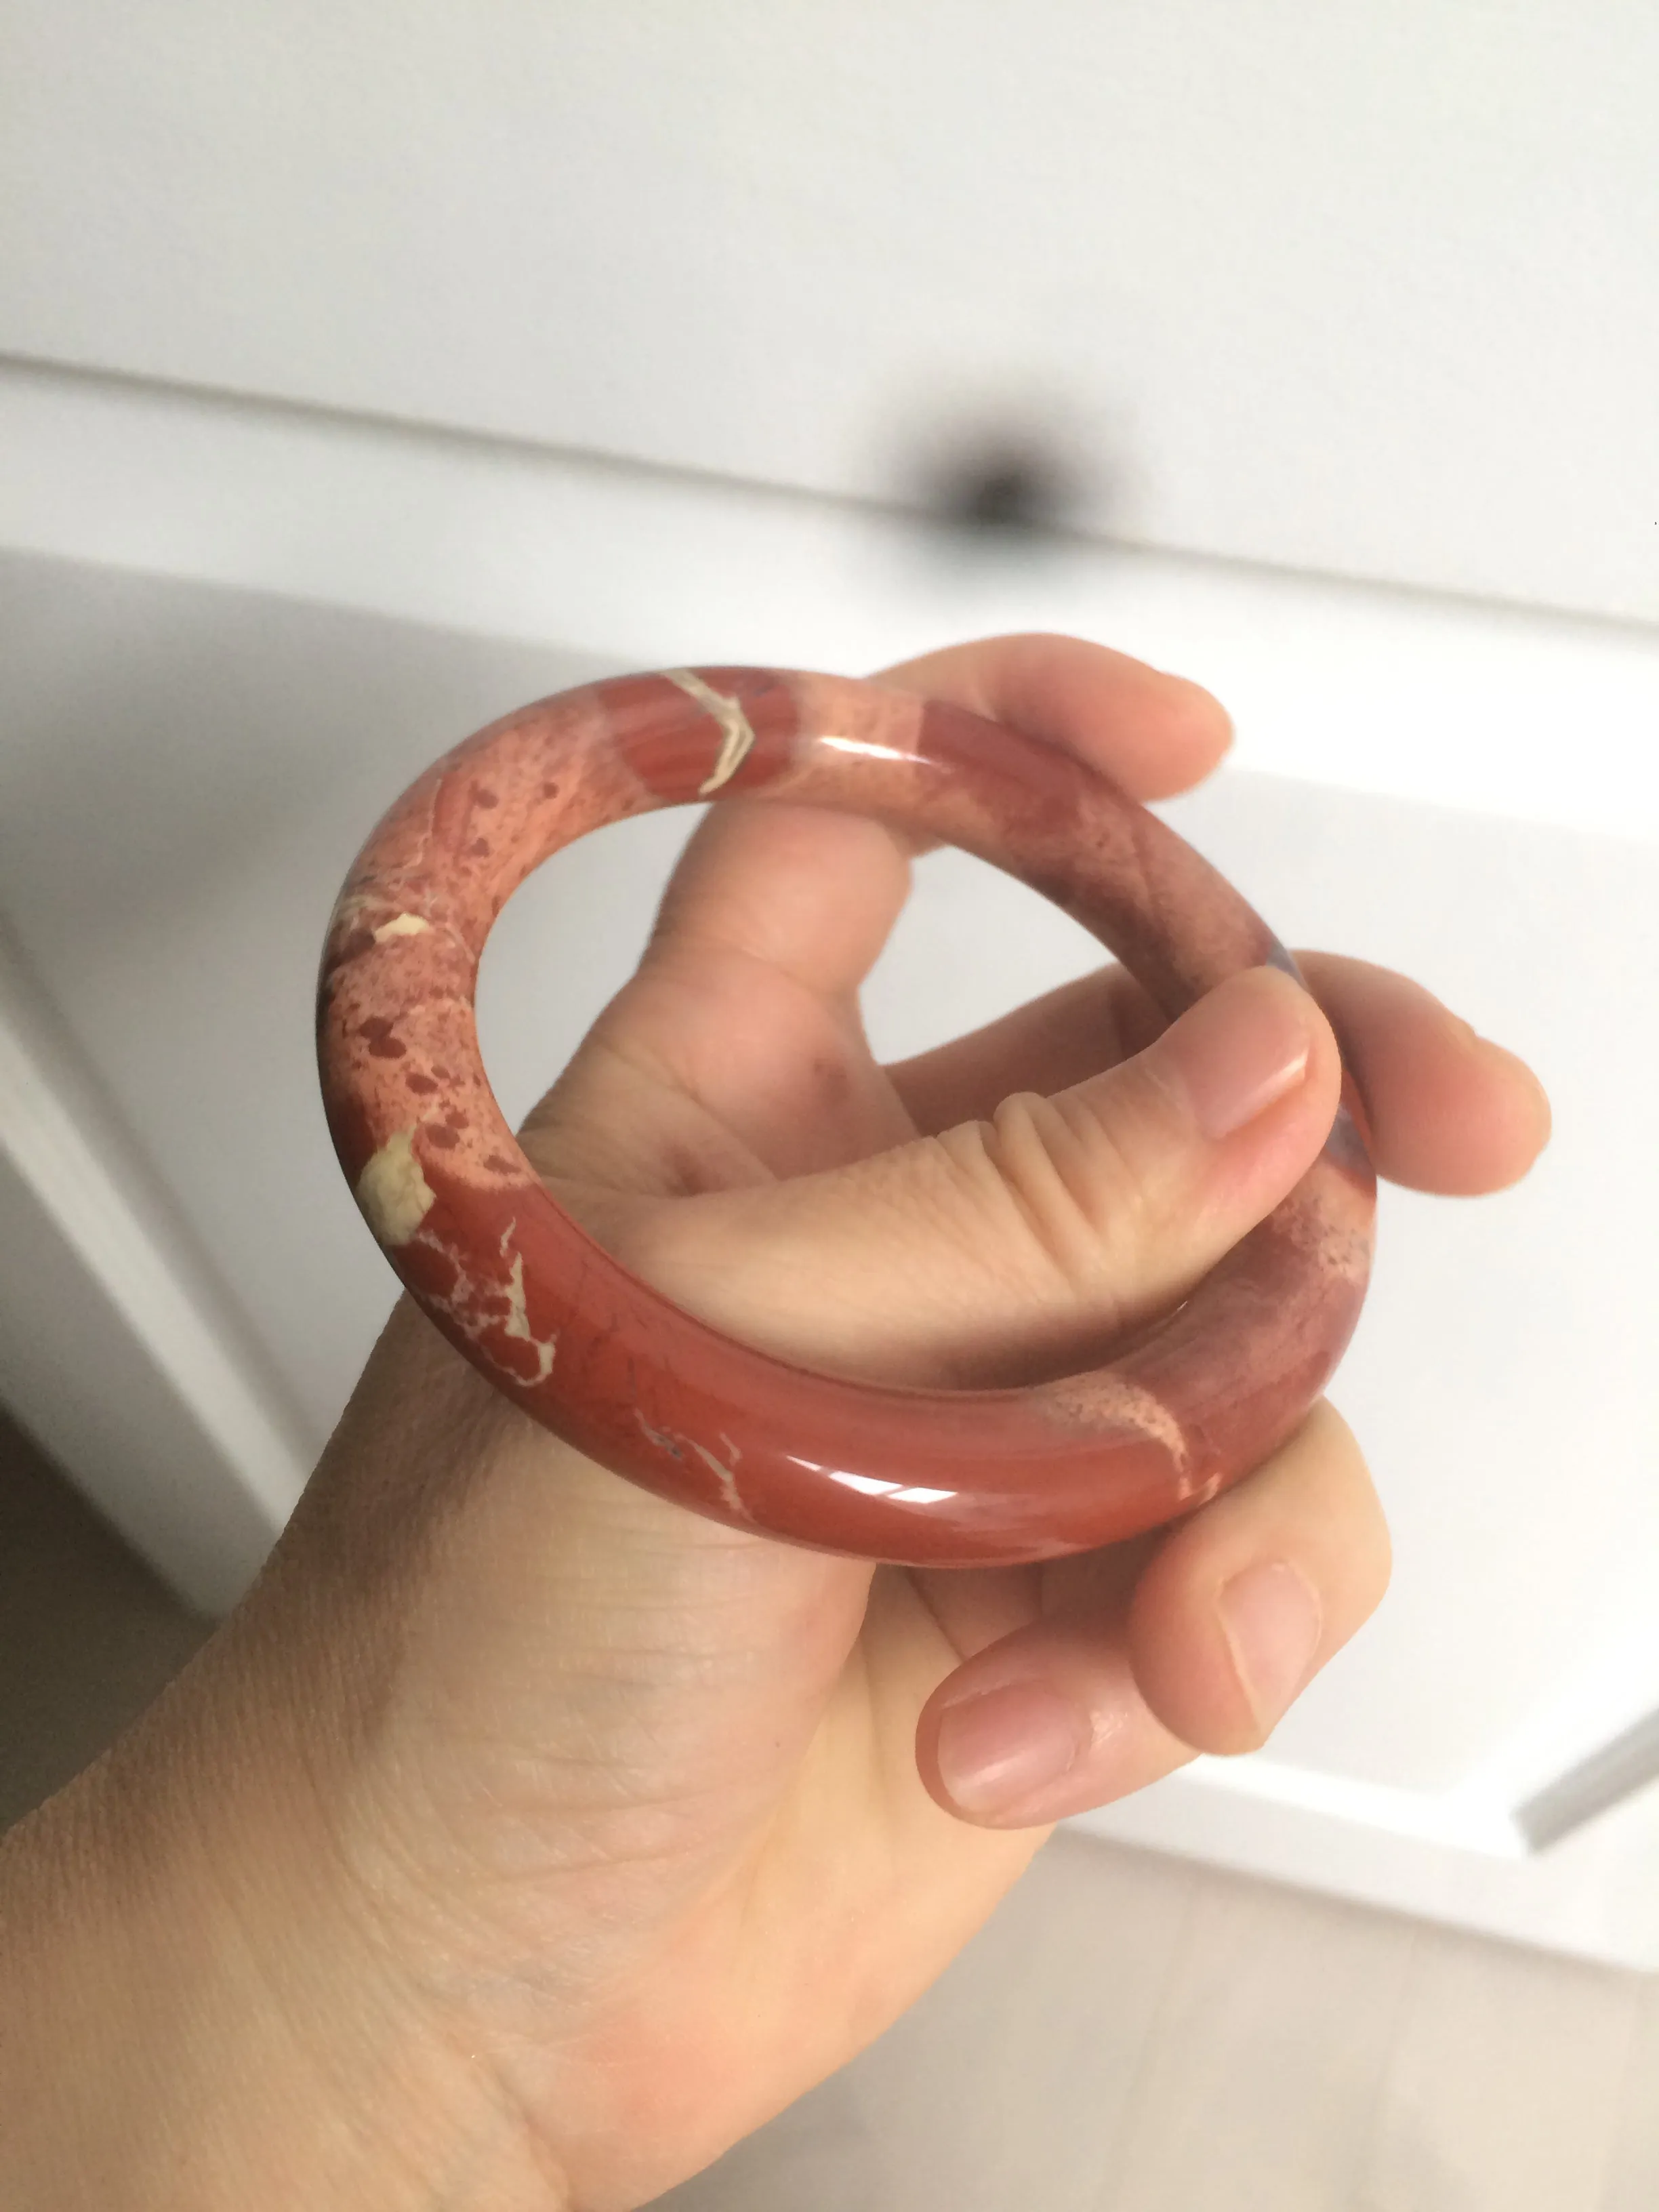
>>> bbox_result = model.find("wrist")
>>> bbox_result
[0,1629,573,2211]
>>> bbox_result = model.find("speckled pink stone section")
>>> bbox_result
[318,668,1376,1566]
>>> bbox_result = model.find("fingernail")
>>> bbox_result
[1219,1561,1324,1731]
[1150,970,1315,1141]
[933,1682,1090,1817]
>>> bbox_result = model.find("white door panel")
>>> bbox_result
[3,0,1656,622]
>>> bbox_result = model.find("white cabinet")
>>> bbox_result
[3,0,1657,623]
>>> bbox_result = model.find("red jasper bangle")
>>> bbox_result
[317,668,1375,1567]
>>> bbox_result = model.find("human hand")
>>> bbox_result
[1,635,1551,2212]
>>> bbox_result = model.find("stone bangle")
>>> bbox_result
[317,668,1375,1567]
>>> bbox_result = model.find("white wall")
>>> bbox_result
[3,0,1656,621]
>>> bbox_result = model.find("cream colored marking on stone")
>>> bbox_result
[409,1238,487,1343]
[373,912,432,942]
[688,1438,752,1521]
[1313,1176,1374,1284]
[1046,1369,1193,1479]
[356,1128,436,1247]
[667,669,759,794]
[1115,1381,1190,1475]
[633,1409,751,1519]
[499,1249,557,1384]
[410,1227,554,1384]
[635,1407,680,1456]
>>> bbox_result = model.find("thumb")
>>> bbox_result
[617,966,1341,1391]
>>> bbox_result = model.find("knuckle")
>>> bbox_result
[932,1084,1162,1296]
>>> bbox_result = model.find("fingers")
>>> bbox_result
[890,950,1552,1197]
[887,964,1165,1136]
[1295,953,1551,1194]
[918,1631,1192,1828]
[1126,1400,1390,1753]
[623,965,1340,1390]
[632,635,1230,1011]
[645,798,912,1012]
[878,632,1234,803]
[550,636,1244,1184]
[914,1401,1389,1826]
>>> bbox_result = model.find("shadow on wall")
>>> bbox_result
[0,1404,207,1831]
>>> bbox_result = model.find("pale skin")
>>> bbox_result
[0,636,1551,2210]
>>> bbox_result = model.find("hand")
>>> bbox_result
[0,635,1551,2212]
